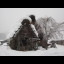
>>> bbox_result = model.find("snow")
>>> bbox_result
[31,24,38,37]
[0,43,64,56]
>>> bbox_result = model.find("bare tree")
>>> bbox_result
[49,22,64,40]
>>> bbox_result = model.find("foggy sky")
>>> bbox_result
[0,8,64,33]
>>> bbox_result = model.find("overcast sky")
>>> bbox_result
[0,8,64,33]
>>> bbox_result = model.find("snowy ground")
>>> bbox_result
[0,43,64,56]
